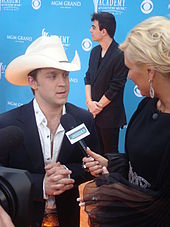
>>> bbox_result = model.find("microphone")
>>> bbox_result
[60,114,89,157]
[0,126,24,151]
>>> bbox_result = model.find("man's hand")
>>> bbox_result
[87,101,103,117]
[0,205,14,227]
[44,162,75,196]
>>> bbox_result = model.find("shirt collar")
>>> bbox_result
[33,98,66,131]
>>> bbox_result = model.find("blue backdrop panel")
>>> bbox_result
[0,0,169,151]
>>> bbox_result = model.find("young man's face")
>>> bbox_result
[90,20,103,42]
[28,68,70,108]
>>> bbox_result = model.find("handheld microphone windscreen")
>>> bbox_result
[0,126,24,151]
[60,113,77,132]
[60,114,88,157]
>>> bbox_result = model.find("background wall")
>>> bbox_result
[0,0,169,151]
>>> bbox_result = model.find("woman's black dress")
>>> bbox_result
[83,98,170,227]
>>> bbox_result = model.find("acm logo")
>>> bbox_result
[93,0,98,12]
[0,62,6,81]
[92,0,126,15]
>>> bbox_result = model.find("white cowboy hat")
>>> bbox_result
[5,35,81,86]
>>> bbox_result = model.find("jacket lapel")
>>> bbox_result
[91,46,101,83]
[92,40,117,85]
[18,101,45,170]
[58,135,73,163]
[57,103,76,163]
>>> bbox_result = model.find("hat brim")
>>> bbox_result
[5,51,81,86]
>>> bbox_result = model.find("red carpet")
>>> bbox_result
[79,183,89,227]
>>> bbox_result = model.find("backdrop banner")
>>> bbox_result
[0,0,169,151]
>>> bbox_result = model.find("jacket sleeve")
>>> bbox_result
[84,48,95,85]
[104,50,128,101]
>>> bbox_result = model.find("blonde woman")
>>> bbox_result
[80,16,170,226]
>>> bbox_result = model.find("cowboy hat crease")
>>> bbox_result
[5,35,81,86]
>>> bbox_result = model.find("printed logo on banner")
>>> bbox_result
[41,28,70,49]
[93,0,98,12]
[93,0,127,15]
[50,0,81,9]
[0,0,21,11]
[7,101,23,108]
[6,34,33,43]
[69,78,78,83]
[32,0,41,10]
[59,35,71,49]
[0,62,6,81]
[140,0,153,14]
[42,28,49,37]
[81,38,92,52]
[41,28,78,83]
[134,85,143,98]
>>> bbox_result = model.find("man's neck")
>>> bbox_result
[42,106,63,135]
[35,97,63,124]
[99,37,113,57]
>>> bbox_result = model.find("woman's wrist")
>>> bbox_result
[103,158,108,168]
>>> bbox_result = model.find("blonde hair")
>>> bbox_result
[119,16,170,75]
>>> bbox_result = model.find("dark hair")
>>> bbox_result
[28,68,41,80]
[28,68,41,95]
[91,12,116,38]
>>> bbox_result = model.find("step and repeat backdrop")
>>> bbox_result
[0,0,169,151]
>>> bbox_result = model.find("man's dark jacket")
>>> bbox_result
[0,101,100,227]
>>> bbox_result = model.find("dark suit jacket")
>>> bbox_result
[0,101,100,227]
[84,40,128,128]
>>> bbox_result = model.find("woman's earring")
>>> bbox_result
[149,79,154,98]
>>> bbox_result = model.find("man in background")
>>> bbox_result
[85,12,128,154]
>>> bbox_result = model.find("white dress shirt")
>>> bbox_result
[33,98,66,209]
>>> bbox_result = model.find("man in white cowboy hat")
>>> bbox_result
[0,35,100,227]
